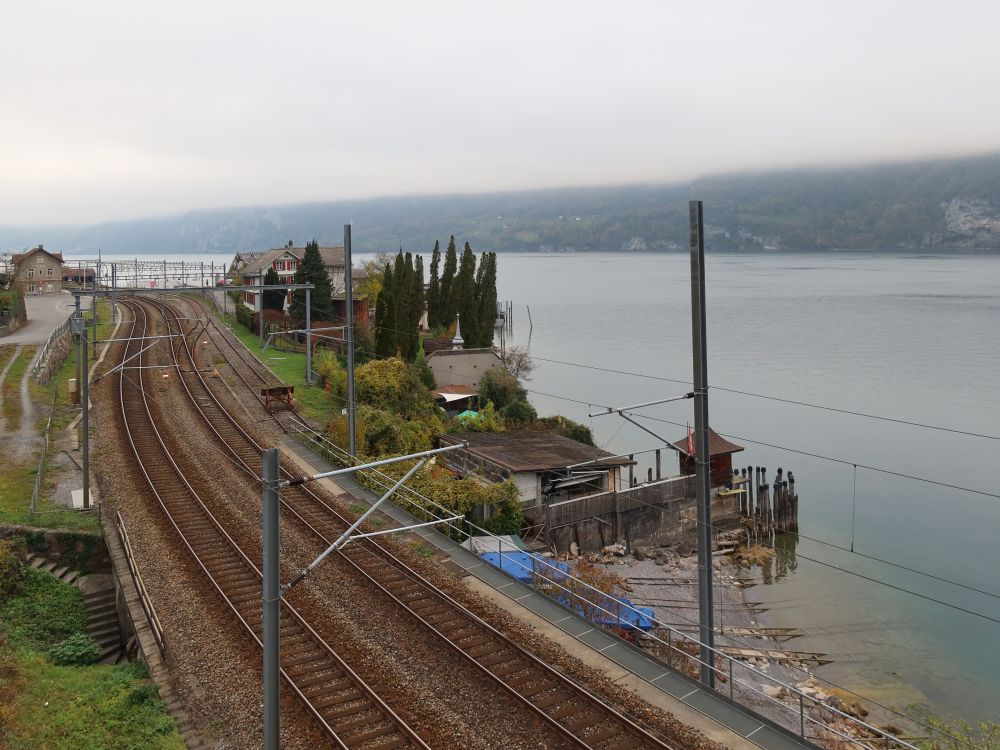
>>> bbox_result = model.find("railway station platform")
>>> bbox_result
[281,436,816,750]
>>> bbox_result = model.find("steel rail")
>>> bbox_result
[116,298,428,750]
[155,296,679,750]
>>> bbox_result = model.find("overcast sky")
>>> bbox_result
[3,0,1000,225]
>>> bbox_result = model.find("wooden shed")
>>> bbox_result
[671,428,744,487]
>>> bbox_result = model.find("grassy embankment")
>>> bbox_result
[0,301,114,532]
[217,307,335,423]
[0,560,183,749]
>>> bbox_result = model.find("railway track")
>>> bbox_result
[153,295,679,750]
[116,298,429,750]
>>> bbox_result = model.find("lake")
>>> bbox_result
[65,248,1000,723]
[495,250,1000,725]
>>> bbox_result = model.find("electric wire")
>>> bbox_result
[528,355,1000,442]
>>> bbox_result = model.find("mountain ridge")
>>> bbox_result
[4,154,1000,254]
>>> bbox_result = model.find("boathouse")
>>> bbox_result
[671,428,744,487]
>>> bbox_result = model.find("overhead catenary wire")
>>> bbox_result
[289,419,973,750]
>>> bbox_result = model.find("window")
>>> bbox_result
[47,268,53,277]
[28,284,35,293]
[27,268,33,278]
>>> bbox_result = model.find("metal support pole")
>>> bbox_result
[74,295,81,399]
[92,255,99,358]
[76,318,90,511]
[259,281,265,350]
[690,200,715,687]
[656,449,662,480]
[163,259,167,290]
[305,287,312,385]
[344,224,357,456]
[262,447,280,750]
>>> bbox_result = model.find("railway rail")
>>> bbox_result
[115,298,429,750]
[149,294,679,750]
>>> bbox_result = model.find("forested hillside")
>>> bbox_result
[4,155,1000,253]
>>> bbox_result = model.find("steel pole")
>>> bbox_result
[74,295,81,401]
[81,329,90,510]
[262,447,280,750]
[344,224,357,456]
[305,287,312,385]
[92,255,99,358]
[690,200,715,687]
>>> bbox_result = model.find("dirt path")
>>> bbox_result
[0,344,42,462]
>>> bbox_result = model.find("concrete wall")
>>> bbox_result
[426,349,501,390]
[537,477,742,553]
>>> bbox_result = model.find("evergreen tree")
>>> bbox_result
[261,267,285,312]
[374,264,396,357]
[439,236,458,328]
[404,255,424,361]
[455,242,479,345]
[289,240,332,321]
[475,252,497,346]
[427,240,440,329]
[391,252,410,348]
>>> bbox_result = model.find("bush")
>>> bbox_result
[501,398,537,427]
[0,538,27,599]
[0,567,88,650]
[479,369,525,412]
[234,302,252,329]
[455,401,504,433]
[49,632,101,666]
[533,415,595,446]
[355,357,436,421]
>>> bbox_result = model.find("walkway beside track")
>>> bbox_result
[280,436,816,750]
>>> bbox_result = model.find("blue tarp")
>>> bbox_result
[480,551,569,585]
[479,551,654,632]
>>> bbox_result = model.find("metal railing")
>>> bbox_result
[29,389,57,517]
[116,511,166,657]
[290,421,941,750]
[31,314,72,383]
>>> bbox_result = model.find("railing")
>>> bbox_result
[289,420,943,750]
[31,314,72,384]
[116,511,166,657]
[29,389,57,517]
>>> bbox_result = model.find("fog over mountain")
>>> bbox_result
[3,156,1000,254]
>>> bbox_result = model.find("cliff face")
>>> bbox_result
[3,155,1000,253]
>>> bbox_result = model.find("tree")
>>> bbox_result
[439,236,458,329]
[289,240,332,321]
[403,255,424,361]
[501,345,536,381]
[374,264,396,357]
[261,267,285,312]
[427,240,441,329]
[455,242,479,345]
[479,368,526,412]
[475,252,498,346]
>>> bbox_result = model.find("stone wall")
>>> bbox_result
[0,524,111,574]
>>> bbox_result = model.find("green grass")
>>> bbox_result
[2,346,35,431]
[0,568,183,750]
[0,457,99,531]
[219,312,334,423]
[0,343,16,374]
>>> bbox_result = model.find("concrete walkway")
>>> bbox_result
[2,292,90,346]
[280,436,817,750]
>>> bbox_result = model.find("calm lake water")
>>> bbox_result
[67,249,1000,723]
[495,251,1000,725]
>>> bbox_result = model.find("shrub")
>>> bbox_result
[0,567,88,650]
[0,538,27,599]
[533,415,595,446]
[501,398,537,427]
[479,369,525,412]
[234,302,252,329]
[49,632,101,666]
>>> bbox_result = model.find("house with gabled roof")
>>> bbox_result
[12,245,64,294]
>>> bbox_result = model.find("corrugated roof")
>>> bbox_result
[440,431,633,473]
[431,384,477,398]
[670,428,744,457]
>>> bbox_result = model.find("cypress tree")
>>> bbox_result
[427,240,440,329]
[439,236,458,329]
[374,264,396,357]
[289,240,332,321]
[262,267,285,312]
[455,242,479,345]
[475,252,497,346]
[405,255,424,361]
